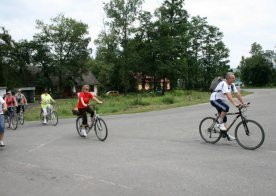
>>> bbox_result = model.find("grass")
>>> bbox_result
[24,89,252,121]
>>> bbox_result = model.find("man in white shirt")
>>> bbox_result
[0,95,7,147]
[210,72,245,141]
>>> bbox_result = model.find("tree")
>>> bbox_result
[153,0,190,92]
[103,0,144,94]
[0,27,13,86]
[34,14,91,95]
[240,43,274,86]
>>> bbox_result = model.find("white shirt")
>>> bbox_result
[210,80,238,101]
[0,96,5,115]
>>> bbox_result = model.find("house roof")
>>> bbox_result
[75,71,99,85]
[26,65,99,85]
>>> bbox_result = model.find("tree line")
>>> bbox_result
[1,0,275,96]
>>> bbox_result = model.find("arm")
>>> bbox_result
[92,96,102,104]
[13,97,18,107]
[23,94,28,104]
[225,92,238,107]
[80,97,88,107]
[235,92,245,105]
[3,102,7,112]
[51,96,56,104]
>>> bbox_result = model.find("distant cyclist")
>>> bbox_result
[210,72,245,141]
[41,88,55,124]
[4,91,18,115]
[77,84,102,137]
[15,89,28,115]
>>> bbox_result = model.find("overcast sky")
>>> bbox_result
[1,0,275,68]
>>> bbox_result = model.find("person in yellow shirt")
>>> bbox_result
[41,88,55,124]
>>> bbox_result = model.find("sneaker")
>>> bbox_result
[81,128,87,137]
[217,123,227,131]
[226,134,236,141]
[0,140,5,147]
[221,132,236,141]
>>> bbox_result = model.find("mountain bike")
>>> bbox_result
[40,104,58,126]
[5,106,18,130]
[199,103,265,150]
[74,105,108,141]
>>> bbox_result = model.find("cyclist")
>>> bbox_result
[210,72,245,141]
[41,88,56,124]
[4,91,18,117]
[0,95,7,147]
[15,89,28,115]
[77,84,102,137]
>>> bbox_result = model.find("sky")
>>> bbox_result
[0,0,275,68]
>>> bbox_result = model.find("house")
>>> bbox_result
[0,87,7,97]
[66,72,99,97]
[26,66,99,98]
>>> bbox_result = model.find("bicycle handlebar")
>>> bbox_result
[236,102,250,108]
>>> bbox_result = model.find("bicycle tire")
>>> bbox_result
[10,115,18,130]
[50,111,58,126]
[76,116,85,137]
[199,117,221,144]
[235,119,265,150]
[94,118,108,141]
[6,116,11,128]
[19,111,24,125]
[40,111,45,124]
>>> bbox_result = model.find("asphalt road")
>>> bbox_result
[1,89,275,196]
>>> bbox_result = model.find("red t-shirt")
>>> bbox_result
[5,96,16,107]
[77,92,93,108]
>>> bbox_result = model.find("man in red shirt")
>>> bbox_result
[78,85,102,137]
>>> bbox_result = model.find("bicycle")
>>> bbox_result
[17,104,26,125]
[40,104,58,126]
[74,105,108,141]
[5,106,18,130]
[199,103,265,150]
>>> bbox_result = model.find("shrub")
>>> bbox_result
[162,96,175,104]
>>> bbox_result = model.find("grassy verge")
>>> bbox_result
[24,89,251,121]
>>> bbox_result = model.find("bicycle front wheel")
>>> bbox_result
[18,111,24,125]
[94,118,108,141]
[235,120,265,150]
[10,116,18,130]
[50,111,58,126]
[199,117,221,144]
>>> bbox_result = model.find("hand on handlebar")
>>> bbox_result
[236,102,250,109]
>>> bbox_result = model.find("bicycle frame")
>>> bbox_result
[214,106,248,132]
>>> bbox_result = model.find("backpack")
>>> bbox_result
[209,77,223,92]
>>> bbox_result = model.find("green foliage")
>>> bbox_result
[240,42,275,86]
[34,14,91,93]
[24,90,212,121]
[162,96,175,104]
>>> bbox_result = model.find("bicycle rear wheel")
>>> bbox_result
[235,120,265,150]
[199,117,221,144]
[94,118,108,141]
[50,111,58,126]
[76,116,84,137]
